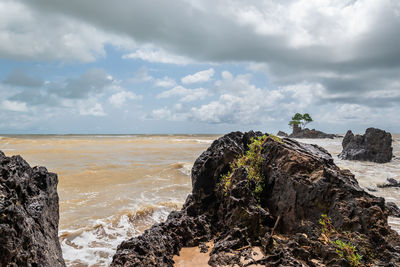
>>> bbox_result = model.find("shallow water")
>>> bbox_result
[0,135,214,266]
[1,134,399,266]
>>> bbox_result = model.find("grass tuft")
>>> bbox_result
[219,134,282,202]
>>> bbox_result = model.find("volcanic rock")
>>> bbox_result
[289,127,336,139]
[277,131,288,137]
[0,151,65,267]
[339,128,393,163]
[378,178,400,188]
[112,131,400,266]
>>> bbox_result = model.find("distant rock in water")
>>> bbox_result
[276,131,288,137]
[0,151,65,266]
[377,177,400,188]
[339,128,393,163]
[289,125,335,139]
[111,131,400,266]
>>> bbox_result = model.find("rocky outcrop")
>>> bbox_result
[0,151,65,267]
[112,131,400,266]
[289,127,336,139]
[378,178,400,188]
[339,128,393,163]
[277,131,288,137]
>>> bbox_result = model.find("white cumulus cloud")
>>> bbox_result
[157,85,210,102]
[181,68,215,84]
[154,76,176,88]
[79,103,106,116]
[109,91,141,107]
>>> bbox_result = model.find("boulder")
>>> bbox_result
[0,151,65,267]
[277,131,288,137]
[339,128,393,163]
[289,127,336,139]
[112,131,400,266]
[377,178,400,188]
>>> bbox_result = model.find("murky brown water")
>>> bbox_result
[0,135,215,266]
[1,134,399,266]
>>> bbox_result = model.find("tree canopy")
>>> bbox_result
[289,113,313,129]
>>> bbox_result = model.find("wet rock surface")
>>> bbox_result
[0,151,65,266]
[112,131,400,266]
[339,128,393,163]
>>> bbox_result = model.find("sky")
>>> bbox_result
[0,0,399,134]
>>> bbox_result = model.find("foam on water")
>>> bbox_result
[60,202,180,266]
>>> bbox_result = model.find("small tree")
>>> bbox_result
[289,113,313,130]
[301,113,313,128]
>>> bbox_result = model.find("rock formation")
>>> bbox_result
[289,125,336,139]
[112,131,400,266]
[276,131,288,137]
[339,128,393,163]
[378,178,400,188]
[0,151,65,267]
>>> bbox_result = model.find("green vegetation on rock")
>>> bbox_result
[319,214,362,266]
[219,134,282,202]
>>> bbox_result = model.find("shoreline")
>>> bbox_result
[1,132,400,266]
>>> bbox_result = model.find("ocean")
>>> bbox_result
[0,134,399,266]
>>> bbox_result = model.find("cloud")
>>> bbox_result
[154,76,176,88]
[52,68,112,99]
[6,1,400,99]
[3,69,44,87]
[190,73,283,124]
[150,107,172,120]
[153,72,284,124]
[78,102,106,116]
[181,68,215,84]
[1,68,123,121]
[317,103,378,126]
[15,0,400,109]
[109,91,141,107]
[130,67,153,83]
[1,0,400,132]
[123,48,193,65]
[1,100,29,112]
[157,85,210,102]
[6,68,113,111]
[0,0,135,63]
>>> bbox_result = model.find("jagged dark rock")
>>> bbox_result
[277,131,288,137]
[0,151,65,266]
[339,128,393,163]
[386,202,400,218]
[111,131,400,267]
[289,127,336,139]
[378,178,400,188]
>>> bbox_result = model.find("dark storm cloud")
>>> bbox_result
[7,0,400,111]
[18,0,400,65]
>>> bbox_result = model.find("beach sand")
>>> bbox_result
[173,242,265,266]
